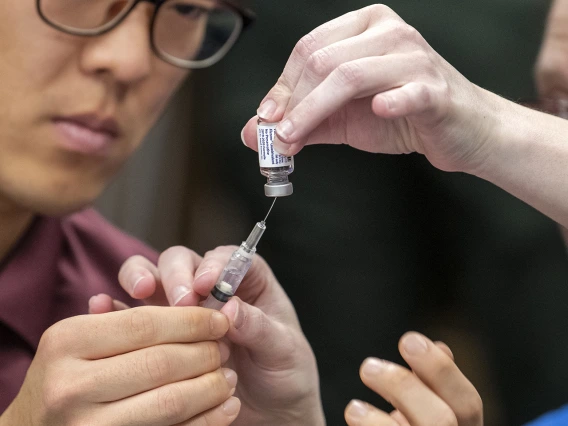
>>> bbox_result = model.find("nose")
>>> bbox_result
[79,3,154,85]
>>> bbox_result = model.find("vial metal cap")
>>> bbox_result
[265,182,293,197]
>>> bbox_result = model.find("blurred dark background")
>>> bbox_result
[98,1,568,425]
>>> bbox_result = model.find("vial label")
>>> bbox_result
[257,123,293,168]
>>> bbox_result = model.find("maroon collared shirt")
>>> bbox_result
[0,209,158,412]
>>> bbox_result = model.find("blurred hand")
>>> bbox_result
[535,0,568,97]
[344,332,483,426]
[2,307,239,425]
[90,246,325,426]
[241,4,507,175]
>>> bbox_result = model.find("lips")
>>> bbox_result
[52,114,121,156]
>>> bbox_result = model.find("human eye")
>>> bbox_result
[169,1,208,19]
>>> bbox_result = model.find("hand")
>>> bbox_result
[90,246,325,426]
[241,4,505,175]
[2,307,239,426]
[344,332,482,426]
[535,0,568,97]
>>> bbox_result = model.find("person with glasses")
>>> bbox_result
[0,1,326,425]
[2,1,568,426]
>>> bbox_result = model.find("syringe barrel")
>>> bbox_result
[201,247,253,310]
[202,221,267,311]
[201,294,227,310]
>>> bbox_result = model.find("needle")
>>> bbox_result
[263,197,278,223]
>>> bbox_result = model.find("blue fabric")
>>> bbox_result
[525,405,568,426]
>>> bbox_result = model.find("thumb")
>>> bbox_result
[221,297,295,368]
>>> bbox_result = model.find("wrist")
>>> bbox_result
[447,85,509,177]
[235,391,326,426]
[472,94,568,226]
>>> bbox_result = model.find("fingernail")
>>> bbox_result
[276,119,294,141]
[132,276,146,298]
[172,285,192,306]
[88,295,97,308]
[384,95,396,110]
[194,269,211,286]
[257,99,277,120]
[273,138,291,156]
[223,368,238,389]
[402,333,428,355]
[362,358,387,377]
[222,396,241,416]
[210,311,229,336]
[240,127,247,145]
[218,341,230,364]
[346,400,368,418]
[232,300,245,330]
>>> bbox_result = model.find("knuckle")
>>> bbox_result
[204,245,236,260]
[144,347,174,383]
[429,351,458,376]
[123,308,158,345]
[202,341,221,368]
[294,32,319,61]
[402,24,421,42]
[389,22,418,43]
[413,49,432,68]
[431,409,458,426]
[306,48,334,79]
[459,394,483,423]
[42,377,80,414]
[334,62,365,88]
[373,366,420,408]
[156,385,186,423]
[158,245,193,264]
[275,73,294,94]
[366,4,395,19]
[39,320,71,356]
[181,308,203,338]
[209,370,230,395]
[416,83,433,106]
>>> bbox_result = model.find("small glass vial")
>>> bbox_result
[257,120,294,197]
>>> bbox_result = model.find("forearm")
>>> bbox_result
[474,89,568,227]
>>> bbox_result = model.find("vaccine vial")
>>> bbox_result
[257,120,294,197]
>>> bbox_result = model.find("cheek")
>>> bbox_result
[128,64,189,140]
[0,3,75,93]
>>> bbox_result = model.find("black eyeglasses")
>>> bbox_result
[36,0,255,69]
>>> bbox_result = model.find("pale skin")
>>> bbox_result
[90,246,326,426]
[240,5,568,231]
[0,0,323,425]
[2,2,566,425]
[535,0,568,244]
[97,3,566,425]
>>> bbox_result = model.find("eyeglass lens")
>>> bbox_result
[39,0,241,64]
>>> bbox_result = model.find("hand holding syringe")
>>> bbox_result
[201,198,277,310]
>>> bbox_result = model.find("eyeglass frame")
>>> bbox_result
[35,0,256,69]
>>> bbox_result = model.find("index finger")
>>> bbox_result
[58,306,229,359]
[399,332,483,426]
[157,246,204,307]
[257,5,397,122]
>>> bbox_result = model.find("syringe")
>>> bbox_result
[201,221,267,310]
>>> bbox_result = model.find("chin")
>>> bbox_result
[36,197,96,217]
[2,178,107,218]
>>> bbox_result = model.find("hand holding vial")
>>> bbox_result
[241,4,568,229]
